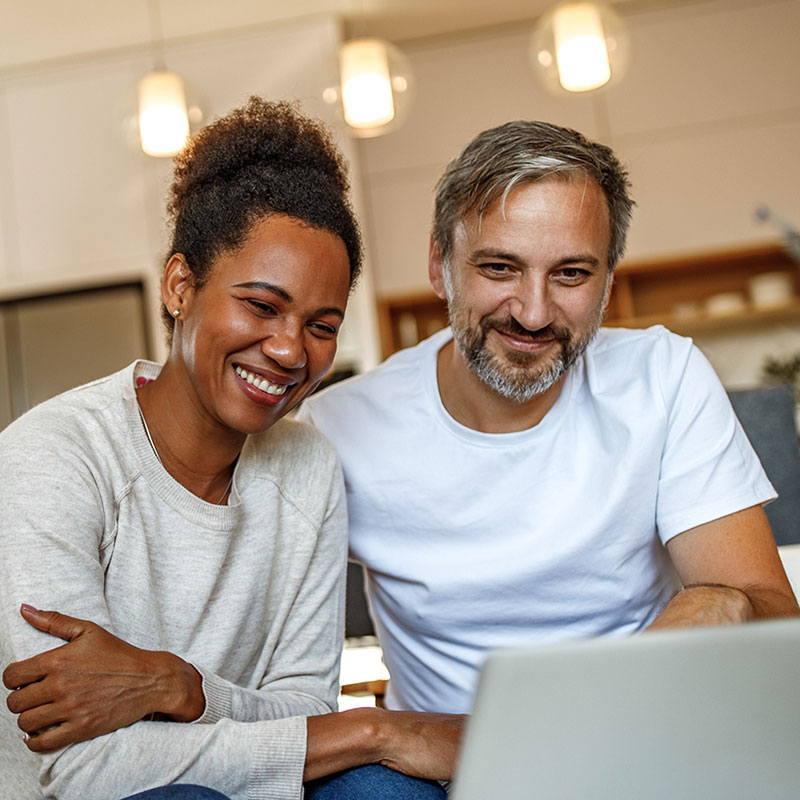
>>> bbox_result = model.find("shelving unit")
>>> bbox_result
[375,242,799,357]
[376,292,448,358]
[605,242,800,336]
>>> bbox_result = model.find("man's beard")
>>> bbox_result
[448,306,603,403]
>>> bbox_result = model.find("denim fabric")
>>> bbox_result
[120,786,232,800]
[305,764,448,799]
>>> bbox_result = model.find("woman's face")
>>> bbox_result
[171,213,351,435]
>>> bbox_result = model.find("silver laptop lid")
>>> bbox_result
[452,619,800,800]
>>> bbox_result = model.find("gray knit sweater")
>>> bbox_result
[0,361,347,800]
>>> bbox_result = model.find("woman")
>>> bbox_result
[0,98,460,800]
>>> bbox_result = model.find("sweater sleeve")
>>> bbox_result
[41,717,308,800]
[195,469,348,725]
[0,409,344,799]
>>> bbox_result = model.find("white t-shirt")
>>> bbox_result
[301,326,775,714]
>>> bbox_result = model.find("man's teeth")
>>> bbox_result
[235,366,288,396]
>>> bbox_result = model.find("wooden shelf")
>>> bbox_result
[375,242,800,357]
[606,242,799,328]
[377,291,448,358]
[609,299,800,337]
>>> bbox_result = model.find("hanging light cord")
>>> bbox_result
[147,0,167,70]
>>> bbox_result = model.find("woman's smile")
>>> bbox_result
[234,364,290,397]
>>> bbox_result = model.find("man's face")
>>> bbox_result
[432,176,612,402]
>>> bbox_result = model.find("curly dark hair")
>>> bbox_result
[162,96,362,334]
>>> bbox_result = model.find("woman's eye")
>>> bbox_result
[246,299,276,314]
[310,322,338,338]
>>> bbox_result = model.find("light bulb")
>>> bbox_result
[531,2,630,95]
[138,70,190,157]
[325,38,414,138]
[553,4,611,91]
[340,39,395,129]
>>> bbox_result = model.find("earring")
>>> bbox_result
[172,309,180,318]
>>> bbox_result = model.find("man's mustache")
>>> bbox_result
[485,317,571,344]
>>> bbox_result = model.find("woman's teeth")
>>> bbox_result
[235,366,288,396]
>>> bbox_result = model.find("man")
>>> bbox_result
[299,120,799,714]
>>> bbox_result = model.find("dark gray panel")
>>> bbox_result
[0,309,13,429]
[728,386,800,546]
[13,284,147,414]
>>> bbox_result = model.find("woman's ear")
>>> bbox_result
[162,254,192,320]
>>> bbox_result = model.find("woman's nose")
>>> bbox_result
[260,322,306,370]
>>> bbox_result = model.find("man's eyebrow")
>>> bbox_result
[469,248,521,262]
[233,281,345,318]
[554,255,603,268]
[468,249,602,268]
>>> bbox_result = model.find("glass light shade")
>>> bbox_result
[531,2,630,94]
[138,70,190,157]
[341,39,394,129]
[325,38,414,138]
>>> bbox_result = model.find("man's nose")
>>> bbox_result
[260,321,307,370]
[507,279,555,331]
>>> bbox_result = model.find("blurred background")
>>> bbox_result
[1,0,799,427]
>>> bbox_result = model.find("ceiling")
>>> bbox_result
[0,0,693,73]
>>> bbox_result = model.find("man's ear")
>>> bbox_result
[602,270,615,315]
[161,254,193,319]
[428,238,447,300]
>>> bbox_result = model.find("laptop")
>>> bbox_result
[451,619,800,800]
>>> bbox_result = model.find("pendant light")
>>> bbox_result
[531,2,630,94]
[324,37,414,138]
[138,70,190,157]
[137,0,190,157]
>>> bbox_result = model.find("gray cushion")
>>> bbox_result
[728,386,800,546]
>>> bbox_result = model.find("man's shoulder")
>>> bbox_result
[590,324,692,357]
[582,326,721,417]
[303,328,450,417]
[586,325,695,379]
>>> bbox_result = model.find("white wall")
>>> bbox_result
[355,0,800,386]
[1,1,798,383]
[0,14,380,370]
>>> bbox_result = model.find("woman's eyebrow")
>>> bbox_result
[233,281,292,302]
[233,281,345,318]
[315,306,345,320]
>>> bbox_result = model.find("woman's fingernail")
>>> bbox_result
[20,604,37,613]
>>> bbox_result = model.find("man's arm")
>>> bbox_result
[647,505,799,631]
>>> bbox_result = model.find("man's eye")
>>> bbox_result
[558,268,589,281]
[480,263,513,276]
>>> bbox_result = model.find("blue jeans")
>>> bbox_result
[120,787,231,800]
[305,764,448,799]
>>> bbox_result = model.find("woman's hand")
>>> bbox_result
[305,707,466,782]
[3,605,205,752]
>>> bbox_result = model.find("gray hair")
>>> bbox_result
[432,120,635,271]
